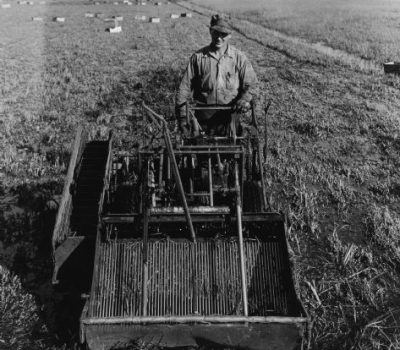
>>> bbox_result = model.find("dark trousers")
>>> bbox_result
[196,110,242,137]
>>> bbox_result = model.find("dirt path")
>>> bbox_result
[178,1,382,73]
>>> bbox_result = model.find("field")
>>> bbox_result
[1,0,400,349]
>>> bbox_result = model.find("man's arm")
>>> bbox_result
[175,55,197,127]
[235,53,258,112]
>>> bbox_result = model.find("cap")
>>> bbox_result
[210,14,232,34]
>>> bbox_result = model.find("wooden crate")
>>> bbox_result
[384,62,400,74]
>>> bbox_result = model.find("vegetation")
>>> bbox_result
[189,0,400,63]
[1,0,400,348]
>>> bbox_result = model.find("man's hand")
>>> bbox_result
[178,120,190,137]
[233,99,251,113]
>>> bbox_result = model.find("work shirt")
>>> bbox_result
[176,44,258,121]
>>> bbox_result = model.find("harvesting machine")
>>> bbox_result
[52,103,308,349]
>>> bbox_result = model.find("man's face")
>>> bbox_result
[210,29,231,50]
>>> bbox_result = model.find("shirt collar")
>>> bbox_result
[203,44,234,59]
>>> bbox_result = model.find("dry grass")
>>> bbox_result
[189,0,400,64]
[1,0,400,349]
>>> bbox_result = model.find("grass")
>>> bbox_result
[1,0,400,348]
[189,0,400,64]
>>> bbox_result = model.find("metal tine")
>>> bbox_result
[157,242,161,317]
[235,242,241,314]
[271,242,279,312]
[247,242,254,314]
[119,243,124,316]
[172,242,176,315]
[165,241,168,316]
[195,243,204,315]
[205,242,209,315]
[153,243,156,317]
[123,242,127,316]
[272,242,280,312]
[180,242,183,316]
[254,241,261,314]
[222,241,228,315]
[109,243,114,317]
[125,243,130,317]
[147,242,151,316]
[101,244,107,318]
[206,242,209,315]
[181,242,184,316]
[137,242,141,316]
[272,242,280,313]
[148,243,152,316]
[216,242,220,315]
[113,243,118,317]
[275,241,286,313]
[199,243,203,315]
[213,241,218,315]
[183,242,186,316]
[265,243,275,312]
[178,241,181,316]
[96,244,103,317]
[168,240,171,316]
[116,243,120,316]
[208,241,212,315]
[153,242,157,316]
[105,243,112,317]
[260,242,268,313]
[164,240,168,316]
[176,242,179,316]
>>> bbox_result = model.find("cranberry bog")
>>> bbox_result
[1,0,400,349]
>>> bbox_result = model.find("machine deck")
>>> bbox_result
[85,237,297,320]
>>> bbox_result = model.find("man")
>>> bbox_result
[176,14,258,137]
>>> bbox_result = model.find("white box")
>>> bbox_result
[1,3,11,7]
[107,26,122,33]
[32,16,43,21]
[54,17,65,22]
[85,12,94,17]
[149,17,160,23]
[134,15,146,20]
[170,13,179,19]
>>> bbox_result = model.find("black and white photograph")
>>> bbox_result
[1,0,400,349]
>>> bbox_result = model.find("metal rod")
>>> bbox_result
[190,106,232,111]
[256,141,268,212]
[82,315,308,325]
[142,160,151,316]
[208,154,214,206]
[234,161,248,317]
[158,151,164,189]
[142,103,196,242]
[263,100,271,164]
[164,125,196,242]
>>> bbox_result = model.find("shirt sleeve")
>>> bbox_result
[175,54,197,120]
[237,53,258,103]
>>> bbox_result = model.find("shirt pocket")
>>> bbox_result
[225,65,239,90]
